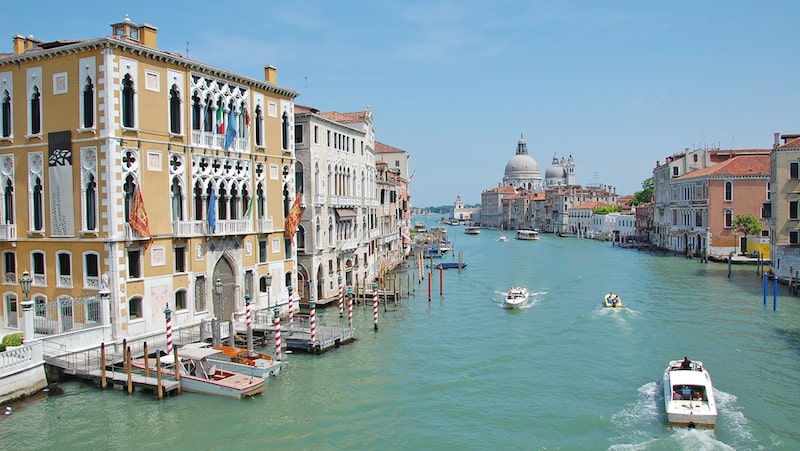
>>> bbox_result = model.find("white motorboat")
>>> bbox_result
[662,358,717,428]
[503,287,529,309]
[498,235,508,242]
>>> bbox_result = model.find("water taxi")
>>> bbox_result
[663,358,717,428]
[502,287,529,309]
[465,226,481,235]
[516,230,539,240]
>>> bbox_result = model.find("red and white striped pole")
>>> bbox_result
[287,285,294,328]
[372,281,379,331]
[338,276,344,317]
[245,293,253,351]
[164,303,172,352]
[310,297,317,348]
[273,305,282,361]
[346,286,353,329]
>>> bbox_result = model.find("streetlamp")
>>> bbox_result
[19,270,33,341]
[266,272,273,308]
[19,270,32,305]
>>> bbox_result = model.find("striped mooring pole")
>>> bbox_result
[338,276,344,317]
[347,286,354,329]
[245,293,253,351]
[164,303,172,352]
[273,305,282,361]
[310,297,317,346]
[288,285,294,328]
[372,281,379,331]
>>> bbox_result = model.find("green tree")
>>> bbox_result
[629,177,654,206]
[732,214,762,253]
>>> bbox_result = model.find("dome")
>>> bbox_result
[504,154,540,177]
[545,164,566,180]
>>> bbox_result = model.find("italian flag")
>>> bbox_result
[217,106,224,134]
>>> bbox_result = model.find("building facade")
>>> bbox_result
[768,133,800,280]
[0,18,299,341]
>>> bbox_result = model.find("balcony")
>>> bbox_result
[0,224,16,240]
[257,217,275,234]
[337,238,358,251]
[172,220,194,237]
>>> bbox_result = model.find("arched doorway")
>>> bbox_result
[212,255,236,321]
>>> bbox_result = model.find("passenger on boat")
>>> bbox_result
[681,356,692,370]
[672,390,682,400]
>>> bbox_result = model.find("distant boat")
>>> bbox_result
[516,230,540,240]
[465,226,481,235]
[503,286,529,309]
[414,221,427,233]
[604,293,622,308]
[436,262,467,270]
[498,235,508,242]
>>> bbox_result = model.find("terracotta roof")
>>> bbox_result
[319,111,368,123]
[572,201,607,210]
[778,136,800,149]
[375,141,406,154]
[676,154,770,179]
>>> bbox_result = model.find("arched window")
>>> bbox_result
[171,177,184,221]
[123,174,136,222]
[724,181,733,202]
[32,176,43,231]
[129,296,142,319]
[85,173,97,230]
[1,90,10,137]
[121,74,135,128]
[191,92,202,131]
[3,179,13,224]
[255,105,263,146]
[281,111,289,150]
[82,77,94,128]
[256,182,265,219]
[169,84,181,134]
[175,289,187,310]
[30,86,41,135]
[203,95,213,132]
[193,180,204,220]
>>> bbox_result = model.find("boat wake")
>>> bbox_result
[608,382,757,450]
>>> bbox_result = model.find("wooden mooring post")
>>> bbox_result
[126,346,133,395]
[100,343,107,389]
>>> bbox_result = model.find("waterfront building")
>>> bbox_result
[375,161,407,275]
[767,133,800,280]
[0,18,299,342]
[537,185,619,234]
[652,146,769,253]
[375,141,411,261]
[568,201,605,238]
[480,186,517,229]
[634,200,654,243]
[293,106,378,301]
[452,193,479,222]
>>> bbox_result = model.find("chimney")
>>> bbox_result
[264,65,277,84]
[774,132,781,149]
[139,23,158,49]
[13,35,24,54]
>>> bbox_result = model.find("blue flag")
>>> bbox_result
[208,188,216,233]
[224,109,237,151]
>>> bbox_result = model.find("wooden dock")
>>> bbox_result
[247,324,356,354]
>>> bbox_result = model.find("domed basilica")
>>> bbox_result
[502,135,574,191]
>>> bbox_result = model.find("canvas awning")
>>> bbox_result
[335,208,357,220]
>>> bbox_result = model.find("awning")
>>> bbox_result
[335,208,357,220]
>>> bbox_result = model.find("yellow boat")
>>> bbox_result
[604,293,622,308]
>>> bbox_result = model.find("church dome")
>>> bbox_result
[545,154,566,180]
[503,135,541,181]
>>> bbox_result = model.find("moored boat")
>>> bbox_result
[436,261,467,269]
[516,230,539,240]
[182,343,281,378]
[604,293,622,308]
[662,358,717,428]
[503,286,529,309]
[132,347,266,399]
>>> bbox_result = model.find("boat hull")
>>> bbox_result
[662,360,717,428]
[503,288,529,309]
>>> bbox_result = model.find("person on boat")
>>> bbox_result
[680,356,692,370]
[672,390,681,400]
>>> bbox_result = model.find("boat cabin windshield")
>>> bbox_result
[671,385,706,401]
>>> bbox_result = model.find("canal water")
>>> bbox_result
[2,215,800,450]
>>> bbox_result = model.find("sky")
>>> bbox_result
[6,1,800,207]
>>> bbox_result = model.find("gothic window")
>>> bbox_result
[239,102,247,138]
[193,180,204,220]
[229,184,239,220]
[84,173,97,231]
[255,105,263,146]
[121,74,135,128]
[3,179,13,224]
[1,90,10,137]
[171,177,184,221]
[203,95,213,132]
[123,173,137,222]
[281,111,289,150]
[256,182,265,219]
[82,77,94,128]
[191,92,202,131]
[218,185,227,220]
[30,86,41,135]
[32,176,43,231]
[169,84,181,134]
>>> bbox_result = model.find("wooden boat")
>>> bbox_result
[503,287,529,309]
[132,347,266,399]
[604,293,622,308]
[181,343,281,378]
[465,226,481,235]
[435,262,467,270]
[663,358,717,428]
[516,230,540,240]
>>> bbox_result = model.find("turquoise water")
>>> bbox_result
[2,215,800,450]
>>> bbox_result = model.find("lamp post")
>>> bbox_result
[266,272,273,309]
[214,278,223,347]
[19,270,33,342]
